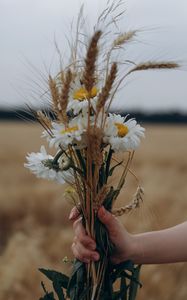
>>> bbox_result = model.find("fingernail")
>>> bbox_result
[69,210,74,220]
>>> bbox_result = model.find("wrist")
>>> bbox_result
[128,234,143,264]
[118,233,140,264]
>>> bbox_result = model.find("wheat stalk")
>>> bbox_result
[31,110,53,138]
[96,62,117,113]
[82,30,102,93]
[36,111,51,129]
[112,186,144,216]
[48,75,60,117]
[93,185,109,211]
[59,69,72,124]
[88,127,103,166]
[105,61,179,116]
[128,61,179,75]
[112,30,137,48]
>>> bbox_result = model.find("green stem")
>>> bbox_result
[53,150,64,164]
[105,147,113,183]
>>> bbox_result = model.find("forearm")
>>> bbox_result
[131,222,187,264]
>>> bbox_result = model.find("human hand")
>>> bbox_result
[69,206,135,264]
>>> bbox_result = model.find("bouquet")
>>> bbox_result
[25,2,178,299]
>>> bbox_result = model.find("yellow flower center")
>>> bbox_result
[73,86,98,101]
[60,126,78,135]
[115,123,129,137]
[64,187,76,195]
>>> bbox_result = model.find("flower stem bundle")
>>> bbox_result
[24,2,179,299]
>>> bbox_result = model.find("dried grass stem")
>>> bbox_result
[82,30,102,92]
[59,69,72,123]
[96,62,117,113]
[112,186,144,216]
[49,75,60,115]
[112,30,137,48]
[128,61,179,74]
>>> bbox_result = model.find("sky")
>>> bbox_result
[1,0,187,112]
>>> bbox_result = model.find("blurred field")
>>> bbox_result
[0,122,187,300]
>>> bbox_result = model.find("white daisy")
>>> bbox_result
[45,115,87,149]
[67,79,99,114]
[24,145,74,184]
[104,113,145,152]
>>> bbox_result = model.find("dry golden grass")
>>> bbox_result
[0,122,187,300]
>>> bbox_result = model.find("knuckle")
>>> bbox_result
[73,236,78,243]
[103,212,112,223]
[72,219,79,230]
[79,236,85,244]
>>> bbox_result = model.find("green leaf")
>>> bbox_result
[95,218,110,253]
[39,269,69,289]
[39,282,56,300]
[67,260,85,300]
[103,187,121,211]
[111,270,131,283]
[53,281,65,300]
[120,274,128,300]
[105,148,114,181]
[75,262,85,297]
[70,259,83,277]
[79,286,92,299]
[39,292,56,300]
[128,265,142,300]
[112,286,128,300]
[114,260,135,273]
[99,163,106,187]
[109,160,123,177]
[75,149,86,174]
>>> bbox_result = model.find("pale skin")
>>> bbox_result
[69,206,187,265]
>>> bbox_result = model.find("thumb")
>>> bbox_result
[98,206,118,234]
[69,206,80,220]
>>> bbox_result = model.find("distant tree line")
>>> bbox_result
[0,109,187,123]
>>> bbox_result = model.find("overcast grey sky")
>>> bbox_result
[1,0,187,112]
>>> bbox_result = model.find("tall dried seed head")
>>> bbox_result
[87,126,103,167]
[112,186,144,216]
[59,69,72,123]
[94,185,109,211]
[112,30,136,47]
[36,111,52,128]
[49,75,60,114]
[36,110,53,137]
[129,61,179,75]
[82,30,102,92]
[97,62,117,112]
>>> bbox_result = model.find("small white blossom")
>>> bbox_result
[44,116,86,149]
[24,146,74,184]
[67,78,99,114]
[67,97,98,115]
[104,113,145,152]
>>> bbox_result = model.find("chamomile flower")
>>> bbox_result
[67,77,99,114]
[104,113,145,152]
[45,114,88,149]
[24,146,74,184]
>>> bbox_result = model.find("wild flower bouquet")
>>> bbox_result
[25,2,178,299]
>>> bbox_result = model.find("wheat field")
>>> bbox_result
[0,122,187,300]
